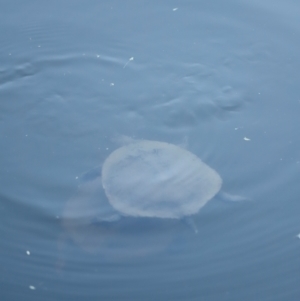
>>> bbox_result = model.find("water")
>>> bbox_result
[1,0,300,300]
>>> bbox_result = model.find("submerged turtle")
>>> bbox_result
[102,139,222,222]
[60,138,246,261]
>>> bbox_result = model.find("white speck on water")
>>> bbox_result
[110,83,115,86]
[296,233,300,239]
[96,54,100,58]
[244,137,251,141]
[75,176,79,180]
[173,7,178,11]
[106,148,109,150]
[26,250,30,255]
[123,57,134,68]
[29,285,36,290]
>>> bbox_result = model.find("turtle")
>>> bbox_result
[60,138,247,260]
[97,138,248,233]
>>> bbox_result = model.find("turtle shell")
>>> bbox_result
[102,140,222,219]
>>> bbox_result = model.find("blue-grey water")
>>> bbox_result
[1,0,300,300]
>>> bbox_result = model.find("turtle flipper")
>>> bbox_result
[183,216,198,234]
[217,191,250,202]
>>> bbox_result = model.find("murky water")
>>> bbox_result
[1,0,300,300]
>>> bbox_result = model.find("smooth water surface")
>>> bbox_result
[1,0,300,300]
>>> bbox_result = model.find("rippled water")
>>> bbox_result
[1,0,300,300]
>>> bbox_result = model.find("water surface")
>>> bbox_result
[1,0,300,300]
